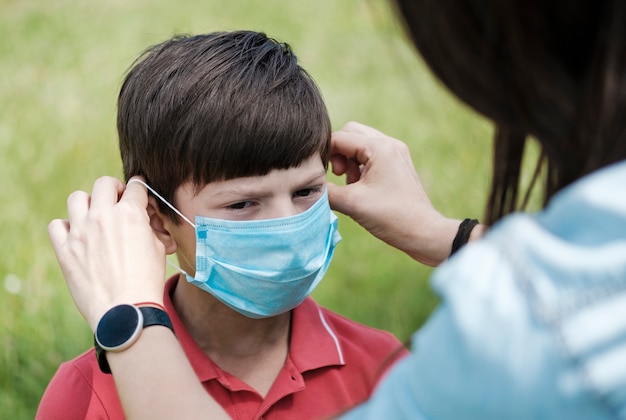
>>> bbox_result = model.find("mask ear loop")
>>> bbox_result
[126,178,195,278]
[127,179,196,228]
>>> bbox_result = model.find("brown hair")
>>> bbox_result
[117,31,331,221]
[393,0,626,224]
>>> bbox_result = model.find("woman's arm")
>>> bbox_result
[48,176,229,419]
[108,326,228,419]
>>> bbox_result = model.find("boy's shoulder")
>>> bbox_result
[36,349,123,419]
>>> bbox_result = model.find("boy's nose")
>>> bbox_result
[268,198,300,219]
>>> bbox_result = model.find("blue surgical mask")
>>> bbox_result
[129,179,341,319]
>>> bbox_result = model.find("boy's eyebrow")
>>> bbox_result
[301,169,329,184]
[210,170,328,198]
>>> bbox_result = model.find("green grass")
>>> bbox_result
[0,0,494,417]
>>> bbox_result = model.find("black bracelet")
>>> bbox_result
[450,218,479,256]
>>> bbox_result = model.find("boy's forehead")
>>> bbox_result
[176,153,326,199]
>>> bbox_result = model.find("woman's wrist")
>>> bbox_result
[94,304,174,374]
[87,296,166,333]
[134,301,167,311]
[403,217,460,266]
[469,223,487,242]
[403,217,486,266]
[450,218,479,256]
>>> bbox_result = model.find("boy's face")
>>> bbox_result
[164,153,327,275]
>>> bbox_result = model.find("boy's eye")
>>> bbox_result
[294,187,320,198]
[228,201,253,210]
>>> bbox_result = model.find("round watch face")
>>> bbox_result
[95,304,144,351]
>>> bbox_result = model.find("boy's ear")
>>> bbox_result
[147,196,178,255]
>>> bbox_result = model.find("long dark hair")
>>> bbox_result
[393,0,626,224]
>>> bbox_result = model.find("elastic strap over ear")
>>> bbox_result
[127,179,196,228]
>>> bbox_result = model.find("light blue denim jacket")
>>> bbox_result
[342,160,626,419]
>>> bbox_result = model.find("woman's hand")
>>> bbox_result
[328,122,462,266]
[48,176,166,331]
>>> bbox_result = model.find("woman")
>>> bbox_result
[48,0,626,418]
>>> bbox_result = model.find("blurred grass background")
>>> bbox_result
[0,0,496,417]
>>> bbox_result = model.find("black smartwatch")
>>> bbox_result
[94,304,174,374]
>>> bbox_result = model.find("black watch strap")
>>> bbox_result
[95,306,175,374]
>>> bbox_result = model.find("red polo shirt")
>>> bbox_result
[37,276,407,419]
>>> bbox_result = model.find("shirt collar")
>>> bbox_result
[289,296,345,371]
[163,276,345,383]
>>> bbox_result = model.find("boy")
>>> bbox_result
[37,31,406,419]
